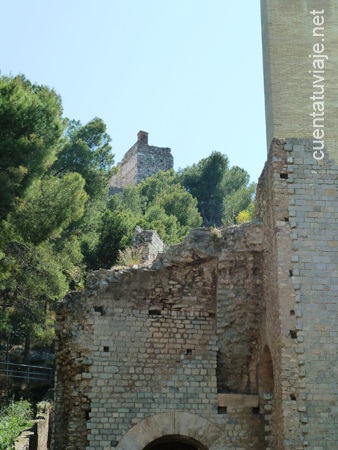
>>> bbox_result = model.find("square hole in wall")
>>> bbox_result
[290,330,297,339]
[252,407,260,415]
[280,173,289,179]
[94,306,104,315]
[103,346,110,352]
[218,407,227,415]
[186,349,193,355]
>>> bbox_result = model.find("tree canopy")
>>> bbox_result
[0,75,64,221]
[0,75,112,362]
[178,151,255,226]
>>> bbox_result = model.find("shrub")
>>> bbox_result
[117,247,142,267]
[0,399,33,450]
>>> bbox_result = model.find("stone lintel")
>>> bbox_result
[217,393,259,408]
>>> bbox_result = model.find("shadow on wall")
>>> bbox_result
[259,345,274,396]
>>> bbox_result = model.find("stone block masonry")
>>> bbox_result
[255,138,338,449]
[109,131,173,194]
[282,139,338,449]
[54,224,265,450]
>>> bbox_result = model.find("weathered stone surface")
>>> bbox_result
[133,227,164,263]
[53,221,264,449]
[109,131,173,193]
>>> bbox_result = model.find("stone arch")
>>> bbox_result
[116,412,223,450]
[259,344,274,396]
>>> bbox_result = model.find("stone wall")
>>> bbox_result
[280,139,338,449]
[133,228,164,263]
[255,138,338,449]
[109,132,173,193]
[255,139,302,449]
[15,401,53,450]
[54,224,265,450]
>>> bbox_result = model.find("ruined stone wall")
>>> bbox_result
[133,228,164,263]
[135,144,173,184]
[54,138,338,449]
[255,140,302,449]
[215,227,262,395]
[54,225,264,450]
[109,146,138,192]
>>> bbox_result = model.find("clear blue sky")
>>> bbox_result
[1,0,267,183]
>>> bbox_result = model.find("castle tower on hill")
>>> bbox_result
[109,131,174,194]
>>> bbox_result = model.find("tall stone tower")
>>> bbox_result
[260,0,338,448]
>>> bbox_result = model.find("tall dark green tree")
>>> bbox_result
[51,118,115,198]
[49,117,116,271]
[0,75,90,361]
[0,75,64,220]
[178,152,255,226]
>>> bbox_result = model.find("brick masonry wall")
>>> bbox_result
[261,0,338,161]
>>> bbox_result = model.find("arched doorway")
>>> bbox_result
[116,412,223,450]
[144,435,207,450]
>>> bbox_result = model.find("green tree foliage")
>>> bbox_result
[10,174,88,245]
[178,151,255,227]
[0,399,33,450]
[51,118,115,198]
[0,75,64,221]
[95,210,137,268]
[0,75,91,361]
[103,170,202,266]
[49,117,116,271]
[223,183,256,225]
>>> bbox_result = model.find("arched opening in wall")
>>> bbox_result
[259,345,274,396]
[143,435,208,450]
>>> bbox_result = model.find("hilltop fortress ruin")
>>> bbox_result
[53,2,338,449]
[109,130,173,194]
